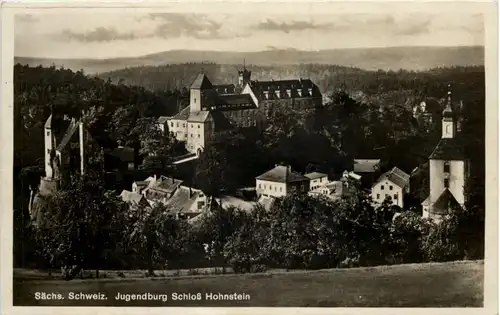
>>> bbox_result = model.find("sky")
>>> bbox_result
[14,11,485,59]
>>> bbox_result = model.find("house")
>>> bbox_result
[308,170,360,201]
[119,190,151,210]
[422,86,468,220]
[353,159,381,187]
[162,185,211,219]
[371,167,410,208]
[141,175,184,202]
[157,116,171,134]
[304,172,329,190]
[255,165,310,198]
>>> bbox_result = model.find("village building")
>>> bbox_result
[371,167,410,208]
[308,171,360,201]
[304,172,329,190]
[166,67,322,155]
[422,87,468,220]
[119,190,151,210]
[353,159,381,187]
[256,164,311,198]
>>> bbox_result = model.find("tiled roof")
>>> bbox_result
[256,165,309,183]
[429,138,465,160]
[190,73,213,90]
[120,190,149,206]
[187,111,211,123]
[156,176,183,193]
[171,106,190,120]
[431,188,462,214]
[157,116,170,124]
[304,172,328,180]
[214,84,236,94]
[353,159,381,173]
[258,195,276,211]
[217,94,256,106]
[374,167,410,189]
[164,186,206,214]
[248,79,321,101]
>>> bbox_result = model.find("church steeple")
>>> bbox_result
[238,59,251,87]
[442,84,456,139]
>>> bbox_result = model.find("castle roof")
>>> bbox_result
[190,73,213,90]
[217,94,256,107]
[429,138,465,160]
[247,79,321,101]
[374,167,410,189]
[214,84,236,95]
[256,165,309,183]
[157,116,170,124]
[187,110,211,123]
[171,106,191,120]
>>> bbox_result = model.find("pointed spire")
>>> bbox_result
[443,84,453,117]
[243,58,246,70]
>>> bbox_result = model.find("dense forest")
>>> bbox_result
[13,62,485,276]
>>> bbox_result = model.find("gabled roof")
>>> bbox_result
[374,167,410,189]
[431,188,462,214]
[258,195,276,211]
[44,114,52,129]
[190,73,213,90]
[187,111,211,123]
[354,159,381,173]
[256,165,309,183]
[304,172,328,180]
[157,116,170,124]
[171,106,190,120]
[164,186,206,214]
[120,190,149,206]
[429,138,465,160]
[56,119,79,152]
[213,84,236,94]
[247,78,321,101]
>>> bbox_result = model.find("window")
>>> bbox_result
[389,185,393,190]
[171,122,174,127]
[444,161,450,173]
[191,124,193,128]
[274,186,277,192]
[176,122,179,127]
[393,194,398,200]
[259,184,261,189]
[190,134,193,138]
[198,134,200,138]
[47,149,50,154]
[300,185,305,192]
[280,187,282,192]
[198,125,200,129]
[381,185,384,190]
[376,194,380,200]
[444,178,450,188]
[194,98,197,103]
[46,131,50,136]
[183,123,185,127]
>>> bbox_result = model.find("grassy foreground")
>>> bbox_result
[13,260,483,307]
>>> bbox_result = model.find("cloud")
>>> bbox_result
[148,13,242,40]
[56,27,139,42]
[254,19,333,33]
[393,18,433,36]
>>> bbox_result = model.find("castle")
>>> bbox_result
[165,67,323,155]
[422,86,469,219]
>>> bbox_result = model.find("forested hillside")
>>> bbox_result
[98,63,485,111]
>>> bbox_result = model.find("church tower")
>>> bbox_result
[238,60,251,87]
[422,85,468,219]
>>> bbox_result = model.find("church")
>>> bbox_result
[165,67,323,155]
[422,86,469,220]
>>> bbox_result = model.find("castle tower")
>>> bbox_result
[190,71,214,112]
[44,114,54,178]
[423,85,468,219]
[238,59,251,87]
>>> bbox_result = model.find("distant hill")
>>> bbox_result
[15,46,484,74]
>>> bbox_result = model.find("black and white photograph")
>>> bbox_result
[1,1,497,311]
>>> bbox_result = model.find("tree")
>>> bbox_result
[34,175,128,279]
[124,203,183,276]
[193,146,227,198]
